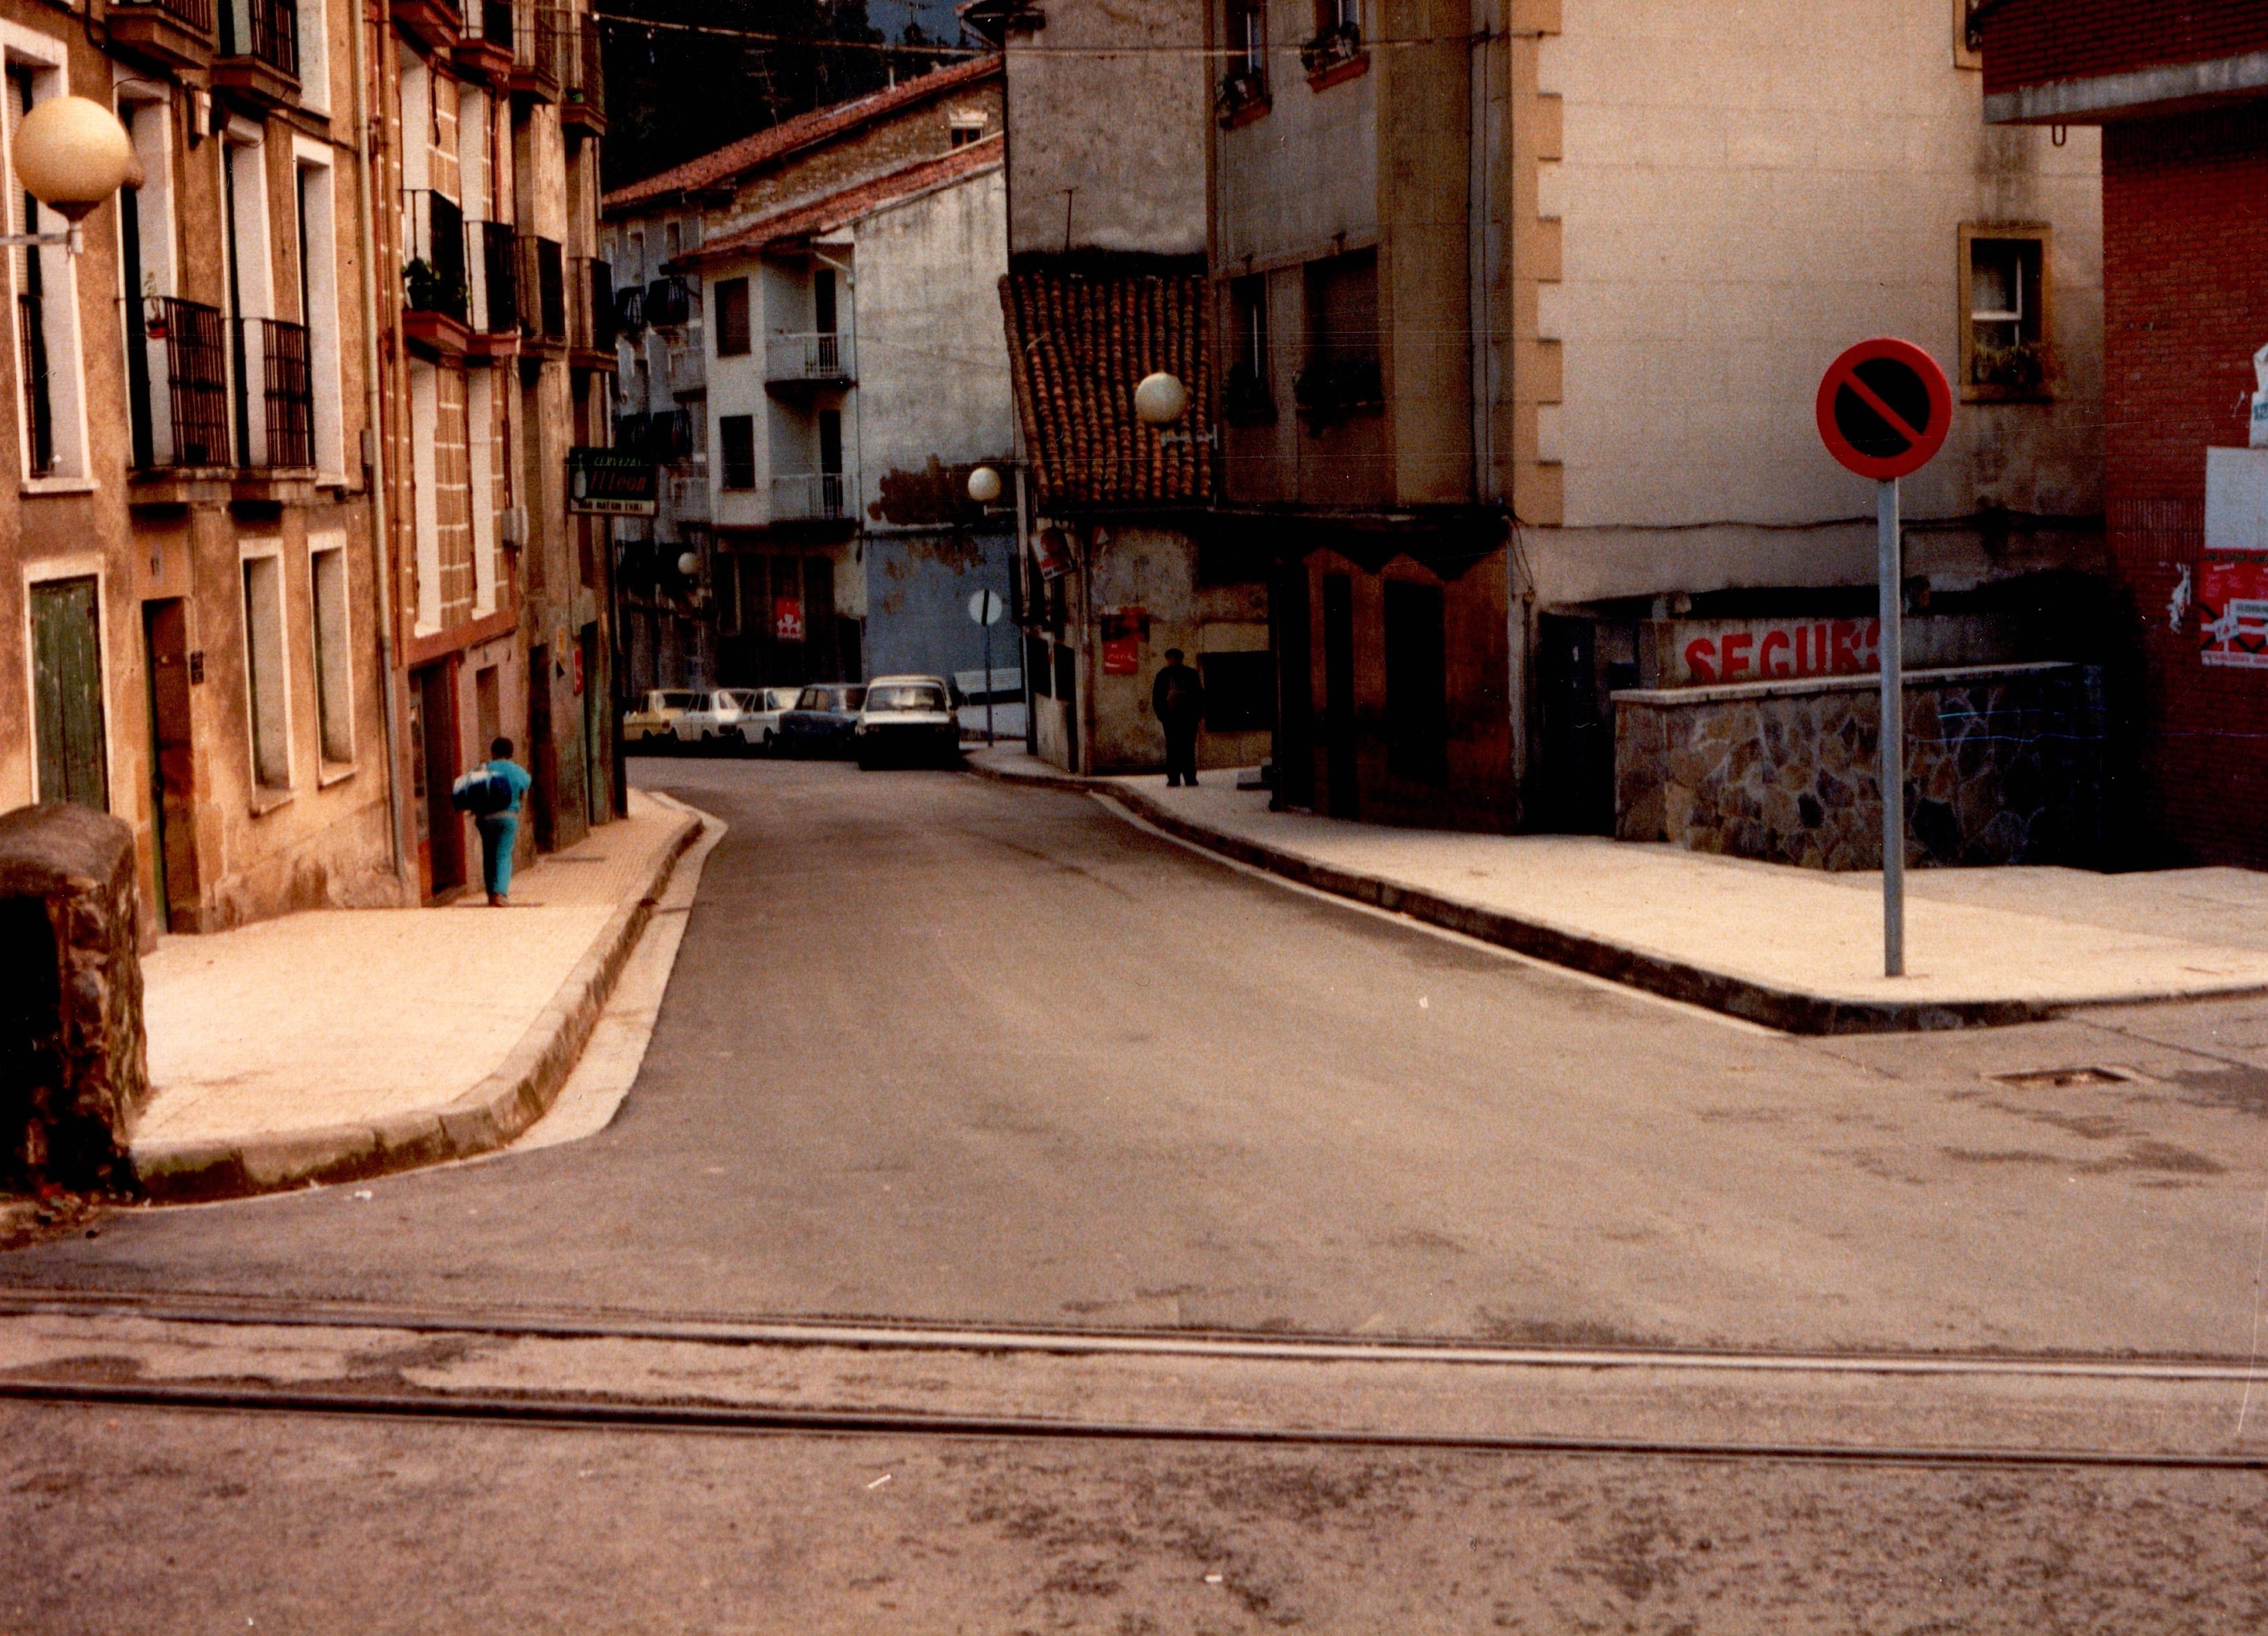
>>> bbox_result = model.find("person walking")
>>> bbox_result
[1152,647,1206,788]
[453,737,533,907]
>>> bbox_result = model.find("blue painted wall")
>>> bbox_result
[862,528,1018,681]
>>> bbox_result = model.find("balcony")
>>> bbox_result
[663,464,711,523]
[518,234,567,352]
[391,0,462,54]
[572,256,618,370]
[454,0,514,84]
[612,281,645,335]
[764,330,855,389]
[402,189,471,357]
[235,317,314,471]
[612,408,691,465]
[214,0,299,108]
[561,16,604,136]
[643,275,693,328]
[510,3,561,102]
[770,471,857,524]
[108,0,217,74]
[128,298,231,502]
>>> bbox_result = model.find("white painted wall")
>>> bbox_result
[1545,0,2102,545]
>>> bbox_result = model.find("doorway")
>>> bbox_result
[1535,613,1615,834]
[1271,559,1313,810]
[1321,573,1357,819]
[528,646,557,853]
[412,663,465,898]
[579,622,604,828]
[31,577,109,812]
[142,600,200,931]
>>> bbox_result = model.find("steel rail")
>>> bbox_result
[1,1377,2261,1470]
[0,1288,2259,1383]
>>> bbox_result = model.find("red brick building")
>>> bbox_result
[1977,0,2268,867]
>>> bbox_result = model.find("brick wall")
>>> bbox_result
[1982,0,2268,96]
[2102,106,2268,866]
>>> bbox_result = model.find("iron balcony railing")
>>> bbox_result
[220,0,298,74]
[770,471,855,523]
[18,292,51,475]
[403,189,469,323]
[131,296,231,469]
[764,330,855,384]
[612,281,645,334]
[612,408,692,465]
[236,316,314,469]
[120,0,218,34]
[475,219,518,333]
[520,234,566,340]
[643,275,693,328]
[565,15,603,113]
[664,464,710,522]
[514,2,562,96]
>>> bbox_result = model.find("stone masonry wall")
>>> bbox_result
[0,804,149,1191]
[1615,663,2106,870]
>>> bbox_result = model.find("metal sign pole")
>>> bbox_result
[984,600,995,745]
[1878,476,1905,978]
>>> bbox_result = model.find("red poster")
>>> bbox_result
[2200,558,2268,669]
[774,597,806,643]
[1099,606,1148,677]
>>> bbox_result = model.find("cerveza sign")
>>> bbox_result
[567,449,658,517]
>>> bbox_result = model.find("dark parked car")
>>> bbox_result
[776,685,868,758]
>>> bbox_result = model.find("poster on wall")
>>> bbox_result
[774,597,806,643]
[1099,606,1149,677]
[2200,558,2268,669]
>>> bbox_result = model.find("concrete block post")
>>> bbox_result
[0,804,150,1192]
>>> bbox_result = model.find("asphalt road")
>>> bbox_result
[5,757,2267,1357]
[9,757,2268,1629]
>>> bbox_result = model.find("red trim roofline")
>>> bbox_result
[603,55,1001,217]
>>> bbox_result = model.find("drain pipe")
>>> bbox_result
[350,0,407,889]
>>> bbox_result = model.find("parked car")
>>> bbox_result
[672,689,764,750]
[775,684,868,759]
[623,689,702,747]
[734,685,806,753]
[855,675,962,769]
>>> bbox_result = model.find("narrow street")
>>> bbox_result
[4,761,2267,1629]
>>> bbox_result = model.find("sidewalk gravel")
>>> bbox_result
[968,748,2268,1032]
[128,790,701,1200]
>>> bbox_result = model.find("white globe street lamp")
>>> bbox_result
[1133,370,1189,427]
[966,464,1002,504]
[8,96,138,253]
[675,550,700,576]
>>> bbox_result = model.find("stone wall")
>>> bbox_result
[0,805,149,1192]
[1614,663,2106,870]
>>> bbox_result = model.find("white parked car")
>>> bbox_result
[733,685,805,753]
[623,689,701,745]
[855,675,962,769]
[672,688,763,749]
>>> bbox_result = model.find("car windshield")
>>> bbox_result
[866,684,947,713]
[766,689,801,710]
[659,692,700,709]
[724,691,760,709]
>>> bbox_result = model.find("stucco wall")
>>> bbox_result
[1540,0,2104,542]
[1004,0,1209,256]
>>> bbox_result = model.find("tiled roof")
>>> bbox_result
[999,271,1215,509]
[603,55,1001,214]
[671,138,1002,271]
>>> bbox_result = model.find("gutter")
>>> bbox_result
[350,0,408,889]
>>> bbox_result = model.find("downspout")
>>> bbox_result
[351,0,408,887]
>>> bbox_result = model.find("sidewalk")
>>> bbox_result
[968,747,2268,1032]
[130,790,703,1201]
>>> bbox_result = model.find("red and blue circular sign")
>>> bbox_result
[1816,338,1952,481]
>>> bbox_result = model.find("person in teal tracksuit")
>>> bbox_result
[476,737,533,906]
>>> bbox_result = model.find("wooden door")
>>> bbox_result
[30,576,109,812]
[142,600,200,930]
[1321,573,1357,818]
[416,663,465,895]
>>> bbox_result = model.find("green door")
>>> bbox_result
[31,576,109,811]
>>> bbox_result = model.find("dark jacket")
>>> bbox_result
[1153,661,1205,728]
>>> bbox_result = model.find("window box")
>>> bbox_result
[1216,68,1270,128]
[1293,356,1382,429]
[1300,21,1366,89]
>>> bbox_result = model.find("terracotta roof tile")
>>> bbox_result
[672,138,1002,271]
[1000,271,1216,510]
[603,55,1000,214]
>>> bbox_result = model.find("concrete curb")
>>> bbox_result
[132,806,704,1203]
[969,754,2247,1036]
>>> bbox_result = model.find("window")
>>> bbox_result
[1296,249,1381,429]
[949,111,987,147]
[1302,0,1364,79]
[1229,0,1266,76]
[814,267,838,334]
[1383,580,1447,785]
[1961,225,2050,400]
[242,550,292,790]
[11,70,51,475]
[1200,651,1275,733]
[310,541,353,763]
[292,144,346,478]
[1955,0,1984,70]
[5,45,86,485]
[715,277,750,356]
[1052,643,1077,704]
[719,413,754,489]
[1226,275,1273,424]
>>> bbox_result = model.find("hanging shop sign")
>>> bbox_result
[774,596,807,643]
[567,448,659,517]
